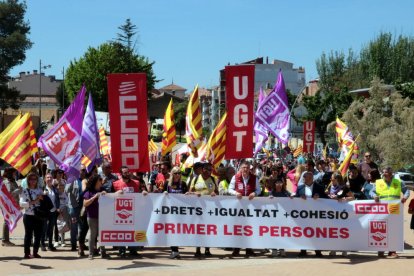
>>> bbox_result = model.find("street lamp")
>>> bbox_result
[39,59,51,125]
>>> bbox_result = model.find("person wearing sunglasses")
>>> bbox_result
[358,152,378,181]
[164,166,188,259]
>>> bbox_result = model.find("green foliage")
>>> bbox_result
[64,41,156,111]
[300,50,355,145]
[116,18,138,53]
[173,99,188,138]
[0,0,32,83]
[360,33,414,86]
[342,78,414,170]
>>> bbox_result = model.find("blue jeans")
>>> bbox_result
[68,207,81,248]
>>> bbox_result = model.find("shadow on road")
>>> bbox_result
[108,261,176,270]
[20,263,53,270]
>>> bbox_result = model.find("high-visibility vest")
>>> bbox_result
[375,178,401,200]
[180,163,188,183]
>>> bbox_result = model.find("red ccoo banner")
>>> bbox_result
[107,73,149,172]
[303,121,315,153]
[225,65,255,159]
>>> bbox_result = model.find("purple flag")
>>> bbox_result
[255,71,290,144]
[81,93,102,172]
[254,87,268,155]
[38,85,86,182]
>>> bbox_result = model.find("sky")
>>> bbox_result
[10,0,414,92]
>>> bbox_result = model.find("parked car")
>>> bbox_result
[395,172,414,190]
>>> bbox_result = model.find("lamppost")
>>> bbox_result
[39,59,51,125]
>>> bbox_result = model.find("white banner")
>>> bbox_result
[99,194,403,251]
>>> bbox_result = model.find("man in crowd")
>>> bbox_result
[228,160,261,257]
[153,161,171,193]
[113,166,148,258]
[346,164,366,199]
[189,162,218,258]
[100,162,118,193]
[358,152,378,181]
[296,171,327,258]
[370,166,410,258]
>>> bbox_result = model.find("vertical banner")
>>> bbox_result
[107,73,149,172]
[303,121,315,153]
[225,65,255,159]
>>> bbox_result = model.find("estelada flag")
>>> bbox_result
[0,178,22,232]
[0,113,38,175]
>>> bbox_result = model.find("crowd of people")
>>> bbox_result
[1,150,411,260]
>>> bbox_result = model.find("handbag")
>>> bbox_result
[27,189,53,220]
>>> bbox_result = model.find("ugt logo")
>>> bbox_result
[114,198,134,225]
[368,220,388,248]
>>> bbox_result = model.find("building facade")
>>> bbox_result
[4,71,61,132]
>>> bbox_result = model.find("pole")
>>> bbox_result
[39,59,42,126]
[62,66,65,112]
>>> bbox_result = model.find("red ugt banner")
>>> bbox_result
[225,65,255,159]
[107,74,149,172]
[303,121,315,153]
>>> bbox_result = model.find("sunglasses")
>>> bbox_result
[29,178,37,181]
[365,155,371,157]
[173,172,181,175]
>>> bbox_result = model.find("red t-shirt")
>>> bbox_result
[113,179,141,193]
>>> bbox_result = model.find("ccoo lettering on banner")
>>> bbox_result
[107,74,149,172]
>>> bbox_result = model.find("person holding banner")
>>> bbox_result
[113,166,148,258]
[164,166,188,259]
[2,167,21,246]
[188,162,218,258]
[228,160,261,257]
[296,171,327,258]
[370,166,410,258]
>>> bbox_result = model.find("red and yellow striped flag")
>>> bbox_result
[162,99,176,156]
[185,85,203,157]
[0,113,38,175]
[293,144,303,158]
[81,155,91,168]
[99,126,110,156]
[206,112,227,169]
[148,139,158,154]
[338,140,356,177]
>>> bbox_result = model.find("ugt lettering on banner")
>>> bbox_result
[225,65,255,159]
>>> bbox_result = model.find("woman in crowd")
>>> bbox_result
[83,175,108,260]
[21,166,44,190]
[286,163,305,194]
[361,169,381,200]
[19,172,45,259]
[218,167,231,196]
[269,179,292,257]
[2,167,21,246]
[326,171,353,257]
[164,166,188,259]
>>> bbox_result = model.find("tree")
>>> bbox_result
[342,78,414,170]
[64,41,156,111]
[173,99,188,142]
[0,0,32,129]
[359,32,414,100]
[299,50,355,145]
[116,18,138,53]
[0,84,25,129]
